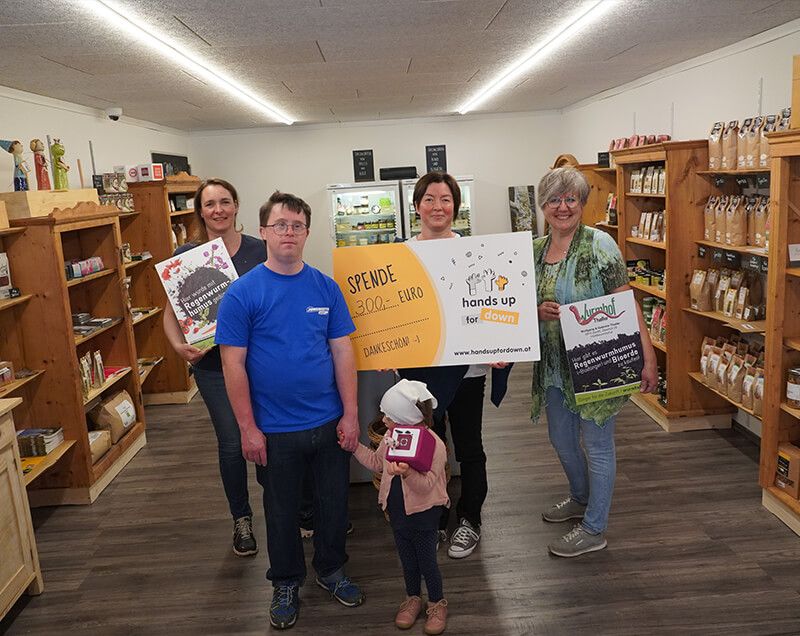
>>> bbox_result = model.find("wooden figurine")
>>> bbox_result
[50,138,70,190]
[29,138,51,190]
[1,139,31,191]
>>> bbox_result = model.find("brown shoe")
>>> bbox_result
[395,595,424,629]
[424,599,448,635]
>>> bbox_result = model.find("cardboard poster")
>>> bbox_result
[155,238,238,350]
[559,289,643,405]
[333,232,539,370]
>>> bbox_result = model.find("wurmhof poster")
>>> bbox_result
[559,290,643,405]
[333,232,539,370]
[155,238,238,350]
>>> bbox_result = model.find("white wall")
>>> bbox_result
[0,86,189,191]
[189,112,562,275]
[560,21,800,163]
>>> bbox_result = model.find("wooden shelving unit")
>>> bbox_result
[759,130,800,535]
[576,163,617,238]
[126,172,201,405]
[612,140,734,432]
[1,200,147,505]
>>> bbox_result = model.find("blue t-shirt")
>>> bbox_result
[215,263,355,433]
[174,234,267,372]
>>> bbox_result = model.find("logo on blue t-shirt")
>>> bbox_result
[306,306,330,315]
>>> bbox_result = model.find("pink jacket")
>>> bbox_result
[354,432,450,515]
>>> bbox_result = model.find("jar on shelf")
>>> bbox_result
[787,367,800,408]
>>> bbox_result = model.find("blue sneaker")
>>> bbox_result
[315,574,365,607]
[270,584,299,629]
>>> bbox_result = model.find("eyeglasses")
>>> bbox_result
[545,196,580,209]
[265,221,308,235]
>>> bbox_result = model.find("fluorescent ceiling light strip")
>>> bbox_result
[81,0,294,125]
[458,0,616,115]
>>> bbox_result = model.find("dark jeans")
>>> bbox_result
[256,419,350,586]
[434,375,488,530]
[193,366,252,520]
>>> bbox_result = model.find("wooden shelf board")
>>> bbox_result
[91,421,145,482]
[629,280,666,299]
[66,267,116,288]
[695,239,768,257]
[74,317,123,346]
[131,306,163,326]
[169,209,195,218]
[595,221,619,230]
[0,370,45,399]
[787,268,800,279]
[630,392,732,433]
[0,294,33,313]
[124,255,153,271]
[653,340,667,353]
[82,367,132,407]
[21,440,76,487]
[785,337,800,352]
[780,402,800,420]
[681,307,766,333]
[0,226,25,237]
[626,236,666,250]
[696,169,770,175]
[763,488,800,536]
[688,372,759,418]
[594,167,616,173]
[117,211,140,219]
[138,357,163,385]
[625,192,666,198]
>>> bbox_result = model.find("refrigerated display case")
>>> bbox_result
[327,182,402,247]
[401,175,474,238]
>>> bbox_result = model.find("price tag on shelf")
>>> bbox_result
[735,176,749,187]
[723,250,741,268]
[760,257,769,274]
[712,248,724,264]
[714,176,726,187]
[698,245,706,257]
[756,174,770,189]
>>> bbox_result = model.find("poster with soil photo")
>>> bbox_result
[155,238,238,350]
[559,290,643,405]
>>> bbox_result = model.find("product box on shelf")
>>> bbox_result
[88,429,112,464]
[88,390,136,444]
[775,442,800,499]
[136,163,164,182]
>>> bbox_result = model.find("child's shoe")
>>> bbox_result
[424,599,448,635]
[394,595,423,629]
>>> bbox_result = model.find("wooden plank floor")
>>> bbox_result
[4,363,800,634]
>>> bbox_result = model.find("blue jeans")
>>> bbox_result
[256,418,350,586]
[193,366,252,520]
[545,386,616,534]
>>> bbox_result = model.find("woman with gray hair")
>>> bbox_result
[532,167,657,557]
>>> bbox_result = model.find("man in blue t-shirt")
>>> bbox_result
[216,191,363,630]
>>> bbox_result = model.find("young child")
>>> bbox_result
[353,379,450,634]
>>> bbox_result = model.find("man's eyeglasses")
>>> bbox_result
[265,221,308,235]
[545,196,580,209]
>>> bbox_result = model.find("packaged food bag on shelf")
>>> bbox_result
[721,120,739,170]
[708,122,724,170]
[746,116,765,169]
[714,196,728,244]
[775,443,800,499]
[704,196,718,241]
[736,118,752,169]
[760,114,779,168]
[89,390,136,443]
[88,429,111,463]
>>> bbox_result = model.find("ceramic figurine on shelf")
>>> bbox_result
[29,138,51,190]
[50,138,70,190]
[1,139,31,191]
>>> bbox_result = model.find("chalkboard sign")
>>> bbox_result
[425,144,447,173]
[735,176,749,187]
[743,254,761,271]
[712,248,724,264]
[756,174,770,188]
[723,250,741,268]
[698,245,707,257]
[714,176,726,187]
[353,149,375,182]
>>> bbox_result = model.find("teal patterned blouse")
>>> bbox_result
[531,224,630,426]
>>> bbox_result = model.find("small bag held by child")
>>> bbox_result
[386,426,437,473]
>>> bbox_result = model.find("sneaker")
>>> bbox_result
[447,519,480,559]
[232,516,258,556]
[548,525,607,558]
[424,599,448,635]
[300,521,354,539]
[269,584,299,630]
[542,497,587,523]
[395,595,424,629]
[436,529,448,551]
[315,574,365,607]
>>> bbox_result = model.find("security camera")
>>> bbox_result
[105,106,123,122]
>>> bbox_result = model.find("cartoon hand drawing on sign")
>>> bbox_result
[466,271,482,296]
[482,268,495,292]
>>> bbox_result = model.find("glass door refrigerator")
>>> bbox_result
[327,181,402,248]
[401,175,474,238]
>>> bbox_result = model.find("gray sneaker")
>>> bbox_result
[548,525,606,557]
[542,497,587,523]
[447,518,480,559]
